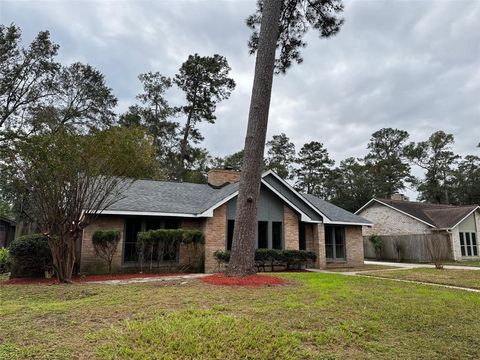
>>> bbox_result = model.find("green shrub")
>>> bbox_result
[368,234,383,259]
[214,249,317,272]
[8,234,52,278]
[92,230,121,274]
[0,247,10,274]
[136,229,205,271]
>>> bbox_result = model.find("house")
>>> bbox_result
[356,196,480,261]
[78,170,371,274]
[0,216,16,248]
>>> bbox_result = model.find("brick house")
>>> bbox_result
[78,170,371,274]
[356,197,480,261]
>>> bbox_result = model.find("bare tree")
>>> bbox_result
[425,232,450,269]
[6,127,156,282]
[227,0,344,276]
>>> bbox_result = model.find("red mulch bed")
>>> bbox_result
[0,273,186,286]
[200,273,286,287]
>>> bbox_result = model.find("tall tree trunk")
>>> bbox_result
[226,0,282,277]
[178,113,192,181]
[49,235,76,283]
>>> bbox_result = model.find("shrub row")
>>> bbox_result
[0,247,10,274]
[8,234,52,277]
[213,249,317,271]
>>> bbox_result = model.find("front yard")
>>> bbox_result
[2,272,480,359]
[363,267,480,290]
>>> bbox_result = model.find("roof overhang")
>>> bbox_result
[449,206,480,229]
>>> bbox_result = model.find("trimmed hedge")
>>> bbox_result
[213,249,317,271]
[8,234,52,278]
[136,229,205,271]
[0,247,10,274]
[92,230,121,245]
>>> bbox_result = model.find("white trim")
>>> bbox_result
[450,206,480,230]
[90,210,203,218]
[354,198,377,215]
[198,191,239,217]
[325,221,373,227]
[356,198,436,228]
[262,170,330,221]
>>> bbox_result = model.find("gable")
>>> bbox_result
[227,185,285,221]
[359,201,432,236]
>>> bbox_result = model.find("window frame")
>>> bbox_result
[325,225,346,262]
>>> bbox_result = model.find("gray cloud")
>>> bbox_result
[2,0,479,197]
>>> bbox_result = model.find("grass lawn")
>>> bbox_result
[444,260,480,267]
[324,264,399,272]
[363,267,480,290]
[2,272,480,359]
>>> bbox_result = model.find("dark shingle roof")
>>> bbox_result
[302,193,372,225]
[103,174,369,225]
[374,198,478,228]
[106,180,238,215]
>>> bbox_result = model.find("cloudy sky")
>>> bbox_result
[2,0,479,194]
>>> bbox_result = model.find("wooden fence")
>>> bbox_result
[363,233,453,262]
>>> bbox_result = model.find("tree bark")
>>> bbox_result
[226,0,282,277]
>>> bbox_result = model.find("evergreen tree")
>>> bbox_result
[295,141,334,196]
[405,130,460,204]
[265,133,295,179]
[364,128,411,198]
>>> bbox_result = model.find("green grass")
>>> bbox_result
[2,272,480,359]
[363,267,480,290]
[325,264,399,272]
[444,260,480,267]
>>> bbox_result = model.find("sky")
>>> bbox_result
[1,0,479,197]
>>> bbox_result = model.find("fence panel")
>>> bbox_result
[363,233,453,262]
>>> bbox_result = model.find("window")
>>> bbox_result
[460,232,478,257]
[123,217,180,262]
[227,220,235,250]
[325,225,346,261]
[272,222,282,250]
[258,221,268,249]
[124,218,142,262]
[299,223,306,251]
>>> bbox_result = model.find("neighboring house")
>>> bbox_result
[0,216,16,248]
[356,197,480,261]
[78,170,371,274]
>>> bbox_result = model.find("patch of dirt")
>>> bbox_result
[0,273,191,285]
[201,273,286,287]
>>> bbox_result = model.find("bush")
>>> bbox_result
[8,234,52,278]
[0,247,10,274]
[92,230,121,274]
[136,229,205,271]
[368,234,383,259]
[214,249,317,272]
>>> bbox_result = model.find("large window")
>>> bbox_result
[325,225,346,261]
[123,217,180,262]
[272,222,282,250]
[299,223,306,251]
[258,221,268,249]
[226,220,283,250]
[460,232,478,257]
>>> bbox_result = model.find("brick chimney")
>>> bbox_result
[390,193,409,201]
[207,169,241,187]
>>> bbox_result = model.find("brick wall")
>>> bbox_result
[359,202,431,236]
[80,216,125,274]
[344,226,364,267]
[207,170,241,187]
[313,224,326,269]
[284,205,299,250]
[204,204,227,273]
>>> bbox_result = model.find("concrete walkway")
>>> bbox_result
[88,273,208,285]
[364,260,480,271]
